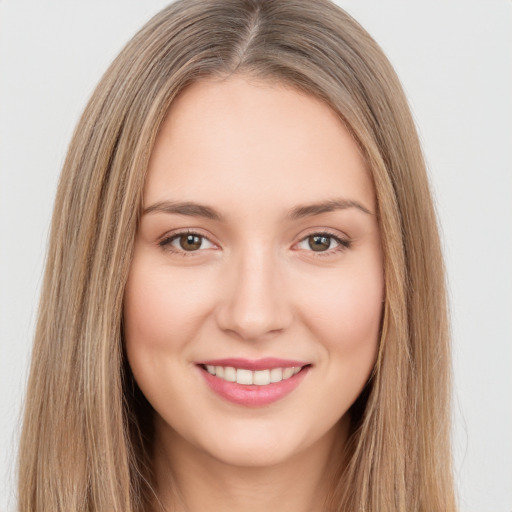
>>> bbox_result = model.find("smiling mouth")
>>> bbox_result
[197,359,311,406]
[201,364,307,386]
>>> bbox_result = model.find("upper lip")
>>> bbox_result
[197,357,309,371]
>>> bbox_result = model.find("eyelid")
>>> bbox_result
[293,228,351,256]
[158,229,218,254]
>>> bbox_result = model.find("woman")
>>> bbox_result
[18,0,456,510]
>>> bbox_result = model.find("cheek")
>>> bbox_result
[122,259,216,391]
[297,258,384,365]
[122,256,220,416]
[336,275,383,345]
[124,260,209,349]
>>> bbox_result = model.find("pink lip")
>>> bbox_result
[197,357,308,371]
[197,361,310,407]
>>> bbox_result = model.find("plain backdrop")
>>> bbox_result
[0,1,511,511]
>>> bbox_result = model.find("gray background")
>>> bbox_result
[1,1,511,510]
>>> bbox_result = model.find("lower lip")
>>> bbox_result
[199,366,310,407]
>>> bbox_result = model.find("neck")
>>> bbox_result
[152,416,349,512]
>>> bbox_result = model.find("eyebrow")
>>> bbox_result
[142,198,373,221]
[287,198,372,219]
[143,201,225,221]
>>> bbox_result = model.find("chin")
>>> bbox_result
[205,438,302,469]
[194,417,337,470]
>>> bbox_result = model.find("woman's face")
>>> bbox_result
[124,76,384,468]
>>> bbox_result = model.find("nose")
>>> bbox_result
[214,247,293,341]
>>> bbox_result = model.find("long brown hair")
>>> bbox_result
[18,1,456,510]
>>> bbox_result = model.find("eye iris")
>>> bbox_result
[309,235,331,252]
[180,234,202,251]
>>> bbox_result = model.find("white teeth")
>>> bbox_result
[282,367,295,379]
[253,369,270,386]
[224,366,236,382]
[204,365,303,386]
[236,369,253,385]
[270,368,283,383]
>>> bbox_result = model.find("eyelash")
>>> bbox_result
[158,229,351,258]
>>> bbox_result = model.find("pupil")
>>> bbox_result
[310,235,330,251]
[181,234,201,251]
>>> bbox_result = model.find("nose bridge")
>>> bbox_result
[215,242,292,341]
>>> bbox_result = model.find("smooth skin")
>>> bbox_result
[123,75,384,511]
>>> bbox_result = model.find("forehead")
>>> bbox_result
[145,75,374,214]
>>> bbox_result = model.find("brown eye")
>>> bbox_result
[159,231,216,254]
[296,232,350,255]
[179,234,203,251]
[308,235,331,252]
